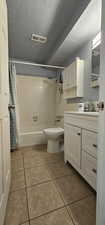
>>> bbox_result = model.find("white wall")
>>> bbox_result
[16,75,56,147]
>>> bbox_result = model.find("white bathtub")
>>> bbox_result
[18,131,47,147]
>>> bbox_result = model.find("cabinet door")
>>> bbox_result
[63,62,76,89]
[63,68,69,90]
[64,124,81,169]
[68,61,76,88]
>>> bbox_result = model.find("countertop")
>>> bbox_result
[64,111,99,117]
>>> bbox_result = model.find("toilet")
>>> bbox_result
[43,128,64,153]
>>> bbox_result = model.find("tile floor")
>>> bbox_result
[4,145,96,225]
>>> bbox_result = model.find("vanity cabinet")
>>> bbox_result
[64,112,98,190]
[63,57,84,99]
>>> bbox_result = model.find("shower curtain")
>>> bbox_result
[9,62,17,151]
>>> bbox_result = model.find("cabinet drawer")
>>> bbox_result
[82,151,97,190]
[82,129,97,158]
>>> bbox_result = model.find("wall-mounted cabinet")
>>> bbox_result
[62,43,99,102]
[63,57,84,99]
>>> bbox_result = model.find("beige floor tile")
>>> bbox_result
[19,146,34,153]
[25,166,52,187]
[32,144,47,150]
[4,189,29,225]
[54,174,93,204]
[27,181,64,219]
[30,207,73,225]
[10,170,25,192]
[67,195,96,225]
[21,222,29,225]
[21,145,47,157]
[11,150,23,160]
[23,147,48,158]
[24,153,64,169]
[24,151,47,159]
[11,157,24,171]
[48,162,75,178]
[24,155,46,169]
[43,153,64,163]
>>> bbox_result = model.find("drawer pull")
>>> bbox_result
[92,168,97,174]
[77,132,81,136]
[93,144,97,148]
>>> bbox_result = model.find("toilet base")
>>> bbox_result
[47,139,60,153]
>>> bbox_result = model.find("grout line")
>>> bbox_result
[23,154,30,224]
[66,195,96,225]
[66,193,96,206]
[10,186,26,193]
[19,220,30,225]
[24,174,73,190]
[53,177,95,207]
[52,178,68,211]
[29,205,66,222]
[29,172,73,187]
[66,206,75,225]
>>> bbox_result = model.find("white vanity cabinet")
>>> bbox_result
[63,57,84,99]
[64,112,98,190]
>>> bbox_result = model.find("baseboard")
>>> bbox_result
[17,144,47,151]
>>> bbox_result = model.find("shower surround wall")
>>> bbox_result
[16,75,56,147]
[16,75,77,147]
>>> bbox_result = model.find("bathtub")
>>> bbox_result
[18,131,47,147]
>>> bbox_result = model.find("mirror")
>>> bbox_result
[91,32,101,83]
[92,44,100,76]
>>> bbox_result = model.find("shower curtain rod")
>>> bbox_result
[9,59,65,70]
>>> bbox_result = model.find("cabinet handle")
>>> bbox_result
[93,144,97,148]
[77,132,81,136]
[92,168,97,174]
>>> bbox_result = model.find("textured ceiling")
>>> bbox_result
[48,0,102,66]
[7,0,91,64]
